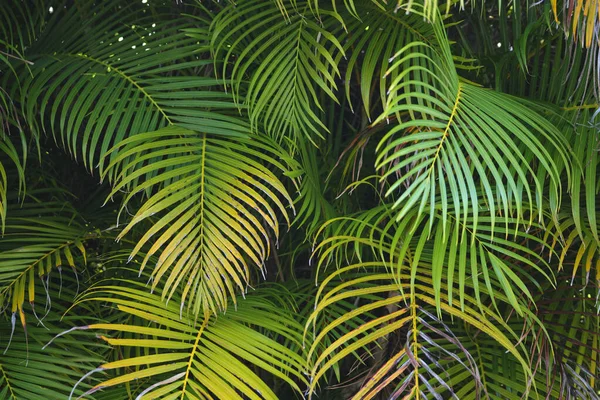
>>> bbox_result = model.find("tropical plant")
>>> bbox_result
[0,0,598,398]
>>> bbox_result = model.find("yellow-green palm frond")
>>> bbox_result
[56,284,307,400]
[102,125,294,316]
[0,197,91,335]
[304,261,536,399]
[316,197,560,319]
[376,15,571,238]
[211,0,344,144]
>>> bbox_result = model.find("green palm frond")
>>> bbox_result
[292,139,337,234]
[545,210,600,282]
[102,125,294,316]
[565,109,599,249]
[21,0,244,173]
[0,126,27,235]
[317,199,558,317]
[0,310,103,400]
[57,284,307,400]
[0,0,40,233]
[0,198,90,326]
[338,2,438,120]
[304,261,535,399]
[376,15,571,236]
[211,0,344,143]
[536,278,600,395]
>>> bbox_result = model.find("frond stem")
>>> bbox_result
[180,312,210,398]
[561,103,598,111]
[0,362,16,398]
[410,300,420,399]
[70,53,172,125]
[427,82,463,178]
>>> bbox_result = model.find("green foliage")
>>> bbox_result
[0,0,598,399]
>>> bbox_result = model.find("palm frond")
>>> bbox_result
[0,311,102,400]
[58,283,307,400]
[376,14,571,237]
[338,2,439,120]
[535,278,600,397]
[292,139,338,235]
[0,274,104,400]
[0,197,90,329]
[317,198,559,318]
[21,0,244,173]
[211,0,344,144]
[304,261,535,399]
[102,125,294,316]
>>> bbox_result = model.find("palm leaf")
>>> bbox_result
[0,312,102,400]
[21,0,244,173]
[56,283,307,400]
[304,261,535,399]
[375,13,571,238]
[0,198,90,330]
[211,0,344,143]
[0,275,104,400]
[317,198,559,318]
[102,125,294,316]
[337,1,439,120]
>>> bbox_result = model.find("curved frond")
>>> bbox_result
[21,0,243,172]
[102,125,294,316]
[212,0,344,143]
[0,199,90,326]
[376,16,571,236]
[339,2,438,120]
[317,199,558,318]
[62,284,307,400]
[304,262,535,399]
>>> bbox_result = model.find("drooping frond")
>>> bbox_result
[62,284,307,399]
[291,138,338,234]
[376,13,571,237]
[21,0,244,173]
[565,109,599,250]
[0,197,90,329]
[0,307,103,400]
[317,196,560,318]
[102,125,294,316]
[211,0,344,143]
[338,2,439,120]
[304,261,535,399]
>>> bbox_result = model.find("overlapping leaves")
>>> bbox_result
[59,284,307,399]
[212,0,344,143]
[102,125,294,316]
[375,14,571,237]
[0,308,102,400]
[20,0,245,173]
[0,198,89,327]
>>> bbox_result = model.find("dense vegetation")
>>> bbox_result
[0,0,599,398]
